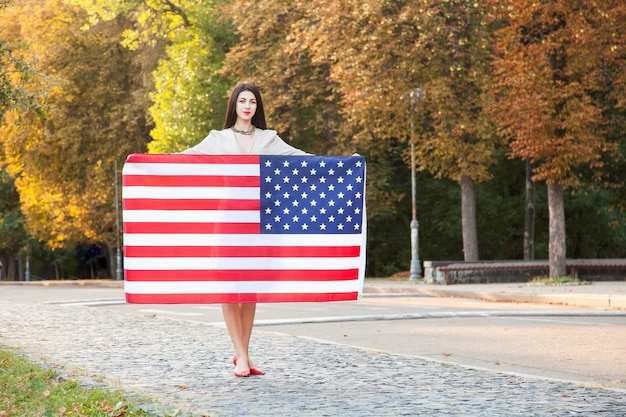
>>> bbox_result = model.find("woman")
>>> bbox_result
[182,82,307,156]
[182,82,308,377]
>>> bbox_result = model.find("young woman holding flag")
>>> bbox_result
[181,81,309,377]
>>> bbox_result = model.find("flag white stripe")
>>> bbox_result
[123,233,362,247]
[124,257,360,270]
[123,163,259,176]
[123,210,259,223]
[123,186,259,200]
[124,280,359,295]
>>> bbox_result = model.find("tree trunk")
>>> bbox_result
[108,246,116,280]
[18,253,23,281]
[108,245,122,280]
[547,182,567,277]
[0,254,18,281]
[0,255,6,281]
[524,159,535,260]
[459,175,479,261]
[10,256,17,280]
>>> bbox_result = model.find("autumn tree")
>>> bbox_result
[0,0,42,124]
[0,0,154,275]
[218,0,419,264]
[217,0,342,156]
[0,0,38,280]
[286,0,502,261]
[489,1,626,276]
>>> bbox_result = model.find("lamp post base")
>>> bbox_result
[409,263,421,281]
[409,220,421,281]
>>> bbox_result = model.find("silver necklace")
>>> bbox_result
[232,126,255,135]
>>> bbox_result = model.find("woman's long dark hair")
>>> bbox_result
[222,82,267,129]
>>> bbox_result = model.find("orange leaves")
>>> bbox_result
[489,0,624,187]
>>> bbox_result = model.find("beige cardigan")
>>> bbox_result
[181,128,308,155]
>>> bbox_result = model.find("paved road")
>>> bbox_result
[0,281,625,416]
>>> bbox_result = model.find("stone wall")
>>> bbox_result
[423,260,626,284]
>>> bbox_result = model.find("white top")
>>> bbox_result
[180,128,308,155]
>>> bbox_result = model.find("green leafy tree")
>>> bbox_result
[0,168,27,280]
[148,1,235,153]
[67,0,232,154]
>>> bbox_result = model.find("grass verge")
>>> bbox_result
[530,275,591,285]
[0,349,164,416]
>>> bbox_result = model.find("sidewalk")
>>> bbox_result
[364,279,626,310]
[7,278,625,309]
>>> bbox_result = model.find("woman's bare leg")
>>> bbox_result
[222,303,257,373]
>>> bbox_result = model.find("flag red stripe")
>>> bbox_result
[125,154,261,164]
[123,199,260,211]
[125,292,359,303]
[124,222,260,234]
[124,246,361,258]
[123,175,259,187]
[124,269,359,281]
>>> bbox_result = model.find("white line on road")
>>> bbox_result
[43,299,126,307]
[138,309,204,317]
[249,310,626,326]
[503,316,614,326]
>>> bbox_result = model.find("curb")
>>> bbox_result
[411,288,626,310]
[363,280,626,310]
[0,279,124,288]
[2,279,624,310]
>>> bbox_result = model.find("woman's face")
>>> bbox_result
[236,90,257,123]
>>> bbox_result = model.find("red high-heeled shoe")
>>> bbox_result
[234,356,265,375]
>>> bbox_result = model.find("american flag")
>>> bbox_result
[122,154,367,303]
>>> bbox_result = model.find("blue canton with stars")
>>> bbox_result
[259,156,365,234]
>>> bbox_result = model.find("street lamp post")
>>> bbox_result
[114,159,123,281]
[408,88,424,281]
